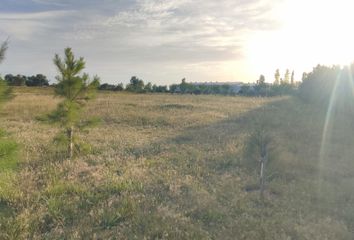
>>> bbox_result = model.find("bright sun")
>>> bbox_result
[245,0,354,82]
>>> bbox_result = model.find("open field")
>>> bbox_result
[0,87,354,239]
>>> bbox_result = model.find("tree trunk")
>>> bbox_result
[67,126,74,159]
[259,145,267,199]
[260,157,265,199]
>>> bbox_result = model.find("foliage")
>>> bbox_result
[4,74,26,86]
[144,82,152,92]
[270,82,296,96]
[152,84,168,93]
[126,76,145,93]
[298,64,352,105]
[99,83,124,91]
[253,75,270,96]
[4,74,49,87]
[25,74,49,86]
[274,69,280,85]
[169,79,233,95]
[47,47,100,158]
[99,83,116,91]
[0,41,8,64]
[291,71,295,85]
[283,69,290,84]
[115,83,124,91]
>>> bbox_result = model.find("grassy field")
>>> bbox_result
[0,87,353,239]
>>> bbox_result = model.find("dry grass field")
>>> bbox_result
[0,87,354,239]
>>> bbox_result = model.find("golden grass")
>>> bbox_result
[0,87,353,239]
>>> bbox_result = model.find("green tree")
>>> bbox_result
[0,40,18,170]
[0,41,12,109]
[180,78,188,93]
[26,74,49,86]
[179,78,195,94]
[0,41,8,64]
[299,64,343,104]
[126,76,145,93]
[284,69,290,84]
[255,75,269,96]
[291,71,295,85]
[114,83,124,91]
[257,75,266,85]
[169,84,179,93]
[144,82,152,92]
[4,74,26,86]
[99,83,116,91]
[48,48,100,159]
[274,69,280,85]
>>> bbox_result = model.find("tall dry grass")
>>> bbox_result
[0,87,353,239]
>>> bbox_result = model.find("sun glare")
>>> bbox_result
[246,0,354,82]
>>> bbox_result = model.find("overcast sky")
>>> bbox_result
[0,0,353,85]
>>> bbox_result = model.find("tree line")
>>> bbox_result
[299,64,354,106]
[3,74,49,86]
[99,76,168,93]
[99,71,300,96]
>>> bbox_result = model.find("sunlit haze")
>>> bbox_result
[247,0,354,82]
[0,0,353,84]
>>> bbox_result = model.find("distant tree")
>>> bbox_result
[180,78,189,93]
[255,75,269,96]
[169,84,179,93]
[152,84,168,93]
[274,69,280,85]
[26,74,49,86]
[46,48,100,159]
[99,82,124,91]
[5,74,26,86]
[257,75,266,85]
[126,76,145,93]
[144,82,152,92]
[299,64,343,104]
[270,82,295,96]
[192,86,202,95]
[291,71,295,85]
[114,83,124,91]
[240,84,253,96]
[99,83,116,91]
[220,84,231,95]
[284,69,290,84]
[211,85,221,94]
[178,78,197,94]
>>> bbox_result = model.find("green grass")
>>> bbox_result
[0,87,353,239]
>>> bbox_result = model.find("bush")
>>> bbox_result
[297,64,354,107]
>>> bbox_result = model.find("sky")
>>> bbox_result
[0,0,353,85]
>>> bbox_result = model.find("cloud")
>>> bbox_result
[0,10,76,40]
[31,0,68,7]
[89,0,280,63]
[0,0,283,84]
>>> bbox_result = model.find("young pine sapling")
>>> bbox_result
[48,47,100,159]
